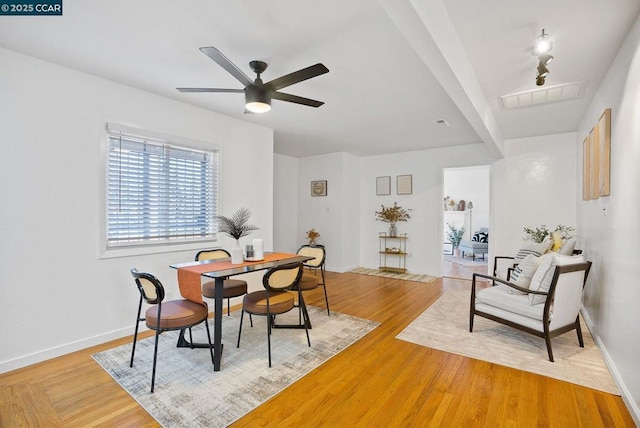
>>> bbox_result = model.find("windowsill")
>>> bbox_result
[99,240,219,259]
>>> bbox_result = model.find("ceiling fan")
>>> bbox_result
[177,47,329,113]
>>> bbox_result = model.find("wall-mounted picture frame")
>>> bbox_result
[589,125,599,199]
[376,176,391,195]
[397,174,412,195]
[582,135,591,200]
[311,180,327,197]
[597,108,611,197]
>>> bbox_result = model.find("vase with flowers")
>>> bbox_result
[375,202,411,237]
[216,207,259,264]
[306,228,320,246]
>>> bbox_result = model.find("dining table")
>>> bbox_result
[170,251,313,371]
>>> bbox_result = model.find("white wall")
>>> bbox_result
[0,48,274,372]
[294,152,361,272]
[273,154,299,253]
[576,14,640,423]
[360,144,495,276]
[491,132,578,265]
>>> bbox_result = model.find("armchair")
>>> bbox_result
[471,256,591,362]
[458,227,488,260]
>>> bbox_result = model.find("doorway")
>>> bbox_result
[442,166,490,279]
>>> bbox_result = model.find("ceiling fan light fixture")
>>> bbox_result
[245,85,272,113]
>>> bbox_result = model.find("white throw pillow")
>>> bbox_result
[528,254,586,305]
[558,238,577,255]
[513,241,553,265]
[507,254,542,294]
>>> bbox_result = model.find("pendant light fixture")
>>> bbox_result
[533,29,553,86]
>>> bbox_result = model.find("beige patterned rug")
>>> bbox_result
[396,290,618,394]
[93,307,378,427]
[349,267,438,283]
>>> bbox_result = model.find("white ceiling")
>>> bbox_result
[1,0,638,158]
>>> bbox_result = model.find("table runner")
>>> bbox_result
[177,252,299,303]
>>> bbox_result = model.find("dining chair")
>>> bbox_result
[236,261,311,367]
[130,269,214,393]
[196,249,248,316]
[296,244,330,318]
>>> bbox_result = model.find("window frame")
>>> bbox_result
[99,123,220,258]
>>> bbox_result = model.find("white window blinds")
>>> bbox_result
[106,127,218,248]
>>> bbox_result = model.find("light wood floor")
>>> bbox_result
[1,271,634,427]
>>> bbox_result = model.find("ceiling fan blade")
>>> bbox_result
[272,92,324,108]
[265,63,329,91]
[177,88,244,93]
[199,47,253,87]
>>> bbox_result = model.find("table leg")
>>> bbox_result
[213,277,224,371]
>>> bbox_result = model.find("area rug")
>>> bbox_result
[443,254,488,267]
[349,267,438,283]
[93,307,378,427]
[396,290,618,394]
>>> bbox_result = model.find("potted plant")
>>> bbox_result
[523,224,574,243]
[306,228,320,246]
[446,222,466,255]
[216,207,259,264]
[375,202,411,237]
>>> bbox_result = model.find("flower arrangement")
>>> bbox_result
[216,207,259,240]
[523,224,574,243]
[306,228,320,244]
[375,202,411,223]
[446,223,466,248]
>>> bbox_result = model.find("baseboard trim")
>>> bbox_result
[581,309,640,425]
[0,326,135,374]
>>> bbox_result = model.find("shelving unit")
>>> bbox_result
[378,232,408,273]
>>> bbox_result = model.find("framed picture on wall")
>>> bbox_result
[582,135,591,200]
[376,176,391,195]
[397,174,412,195]
[311,180,327,197]
[598,108,611,196]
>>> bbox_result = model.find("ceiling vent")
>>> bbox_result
[500,80,585,110]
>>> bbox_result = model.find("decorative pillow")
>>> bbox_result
[507,254,542,294]
[513,241,553,265]
[558,238,577,255]
[472,231,488,243]
[528,254,586,305]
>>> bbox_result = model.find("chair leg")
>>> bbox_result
[322,285,330,316]
[227,298,230,316]
[575,316,585,347]
[130,298,143,367]
[321,269,330,316]
[469,312,474,332]
[237,309,245,348]
[266,312,272,367]
[544,333,555,362]
[150,328,161,393]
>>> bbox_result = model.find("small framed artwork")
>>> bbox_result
[597,108,611,196]
[397,174,412,195]
[589,126,600,199]
[376,176,391,195]
[582,135,591,200]
[311,180,327,197]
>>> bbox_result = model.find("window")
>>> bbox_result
[105,124,218,249]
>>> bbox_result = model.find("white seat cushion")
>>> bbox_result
[476,285,546,321]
